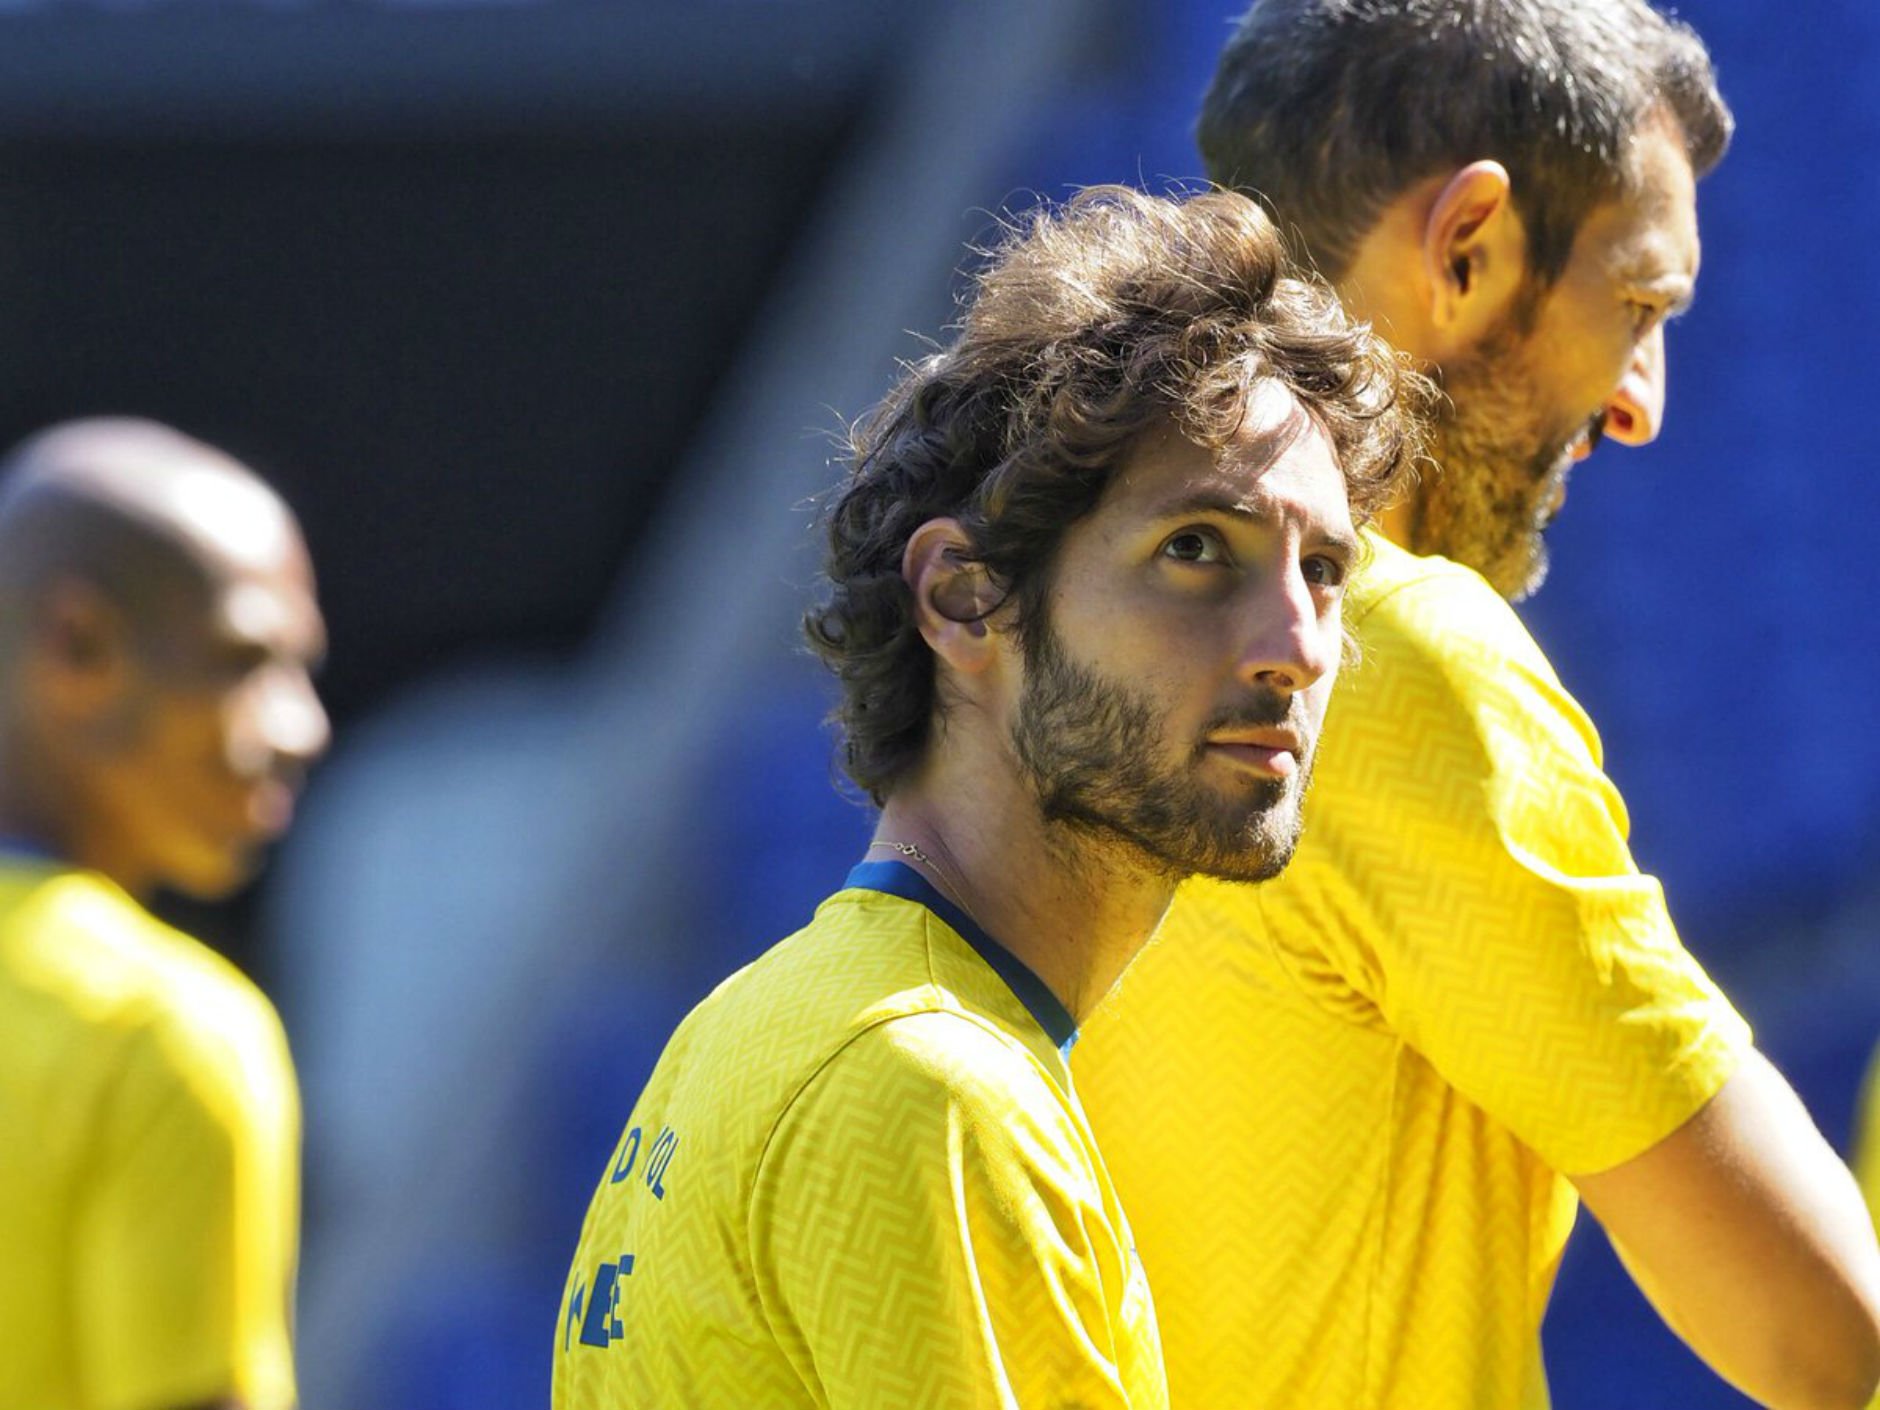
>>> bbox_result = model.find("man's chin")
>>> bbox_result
[161,845,263,902]
[1418,429,1572,601]
[1045,799,1301,887]
[1190,846,1296,887]
[1433,509,1552,602]
[1182,804,1304,885]
[1494,534,1551,602]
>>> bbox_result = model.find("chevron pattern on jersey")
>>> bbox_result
[552,889,1167,1409]
[1075,533,1748,1410]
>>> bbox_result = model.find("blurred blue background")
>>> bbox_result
[4,1,1873,1405]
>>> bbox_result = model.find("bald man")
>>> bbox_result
[0,419,328,1410]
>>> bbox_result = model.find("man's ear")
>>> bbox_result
[1422,160,1529,352]
[901,518,1003,677]
[25,578,134,724]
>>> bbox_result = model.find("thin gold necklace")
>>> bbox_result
[867,839,981,928]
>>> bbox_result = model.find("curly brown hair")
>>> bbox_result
[805,185,1429,804]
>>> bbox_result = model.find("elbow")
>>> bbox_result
[1778,1368,1880,1410]
[1818,1272,1880,1409]
[1758,1303,1880,1410]
[1812,1346,1880,1410]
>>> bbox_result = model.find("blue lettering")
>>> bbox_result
[646,1127,678,1200]
[609,1127,642,1184]
[577,1255,634,1347]
[562,1277,586,1353]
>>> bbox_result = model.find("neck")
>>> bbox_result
[871,758,1177,1025]
[0,744,62,865]
[1332,256,1432,560]
[0,742,143,896]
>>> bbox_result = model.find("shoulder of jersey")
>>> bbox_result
[1350,529,1499,621]
[1350,530,1556,679]
[0,867,286,1057]
[653,887,1050,1124]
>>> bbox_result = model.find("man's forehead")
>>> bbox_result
[1198,384,1333,499]
[1217,386,1325,485]
[1599,108,1702,275]
[1109,385,1351,540]
[1115,382,1313,494]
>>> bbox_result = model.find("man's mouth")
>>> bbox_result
[1204,727,1301,780]
[247,778,299,835]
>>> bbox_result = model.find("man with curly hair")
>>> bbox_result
[1072,3,1880,1408]
[551,186,1426,1408]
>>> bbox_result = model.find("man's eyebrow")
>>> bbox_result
[1633,274,1697,316]
[1148,488,1360,559]
[1146,487,1266,524]
[1318,524,1362,561]
[217,613,328,668]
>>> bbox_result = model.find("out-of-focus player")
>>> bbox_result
[1073,4,1880,1408]
[0,419,328,1410]
[550,187,1426,1408]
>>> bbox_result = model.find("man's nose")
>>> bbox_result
[261,670,331,766]
[1599,322,1667,447]
[1241,568,1337,694]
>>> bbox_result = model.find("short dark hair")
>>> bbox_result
[1198,0,1732,287]
[805,185,1429,804]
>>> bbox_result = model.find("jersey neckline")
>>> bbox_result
[0,838,62,866]
[843,859,1079,1058]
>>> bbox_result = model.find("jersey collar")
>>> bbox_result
[844,859,1079,1058]
[0,836,62,866]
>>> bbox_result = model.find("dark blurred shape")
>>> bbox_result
[0,124,855,730]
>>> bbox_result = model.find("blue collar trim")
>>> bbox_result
[844,859,1079,1058]
[0,837,61,865]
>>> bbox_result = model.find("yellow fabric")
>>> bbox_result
[1074,532,1749,1410]
[1850,1045,1880,1232]
[0,859,299,1410]
[551,882,1167,1409]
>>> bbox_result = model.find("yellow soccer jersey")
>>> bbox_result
[1851,1044,1880,1229]
[1074,532,1750,1410]
[552,860,1166,1410]
[0,855,300,1410]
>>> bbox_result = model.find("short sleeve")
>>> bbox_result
[1287,570,1751,1175]
[73,997,300,1410]
[749,1013,1164,1409]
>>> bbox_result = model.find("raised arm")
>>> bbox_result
[1574,1047,1880,1410]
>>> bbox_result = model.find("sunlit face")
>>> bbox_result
[1419,108,1700,599]
[92,520,330,899]
[1008,380,1357,883]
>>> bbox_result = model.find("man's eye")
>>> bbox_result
[1164,529,1226,565]
[1301,554,1347,588]
[1627,299,1665,335]
[217,643,274,678]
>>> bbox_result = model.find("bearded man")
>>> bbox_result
[1073,5,1880,1408]
[550,185,1426,1408]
